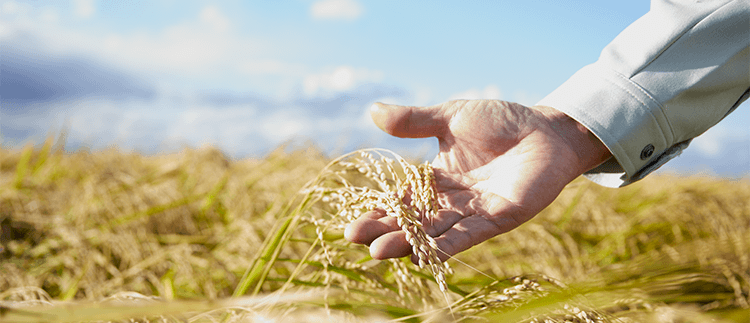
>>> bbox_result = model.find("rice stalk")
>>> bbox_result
[1,141,748,322]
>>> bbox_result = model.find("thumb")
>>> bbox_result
[370,102,448,139]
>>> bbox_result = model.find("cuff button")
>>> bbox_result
[640,144,655,160]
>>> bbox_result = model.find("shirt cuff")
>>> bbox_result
[537,64,683,187]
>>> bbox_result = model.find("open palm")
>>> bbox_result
[345,100,611,261]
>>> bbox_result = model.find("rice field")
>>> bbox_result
[1,138,749,322]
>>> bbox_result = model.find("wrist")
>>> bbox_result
[531,105,612,175]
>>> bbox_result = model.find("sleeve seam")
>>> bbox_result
[608,70,676,147]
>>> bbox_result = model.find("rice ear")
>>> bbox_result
[306,148,451,295]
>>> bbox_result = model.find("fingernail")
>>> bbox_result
[370,102,385,113]
[343,223,354,241]
[369,103,389,132]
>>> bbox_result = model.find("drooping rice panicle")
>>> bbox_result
[303,148,452,295]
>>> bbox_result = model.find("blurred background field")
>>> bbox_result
[0,140,748,322]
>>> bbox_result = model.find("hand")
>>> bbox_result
[344,100,611,261]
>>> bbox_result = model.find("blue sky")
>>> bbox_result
[1,0,748,177]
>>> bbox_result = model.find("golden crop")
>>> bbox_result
[1,140,748,322]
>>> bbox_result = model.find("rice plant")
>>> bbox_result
[0,141,748,322]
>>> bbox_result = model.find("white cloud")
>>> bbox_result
[310,0,362,21]
[239,59,303,76]
[39,6,60,23]
[73,0,95,18]
[259,111,312,140]
[1,1,23,15]
[447,85,503,101]
[2,3,256,82]
[89,5,256,80]
[100,27,231,74]
[0,1,31,38]
[686,121,750,159]
[199,5,230,33]
[303,66,383,96]
[691,126,726,158]
[55,97,366,155]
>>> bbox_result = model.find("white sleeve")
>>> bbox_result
[537,0,750,187]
